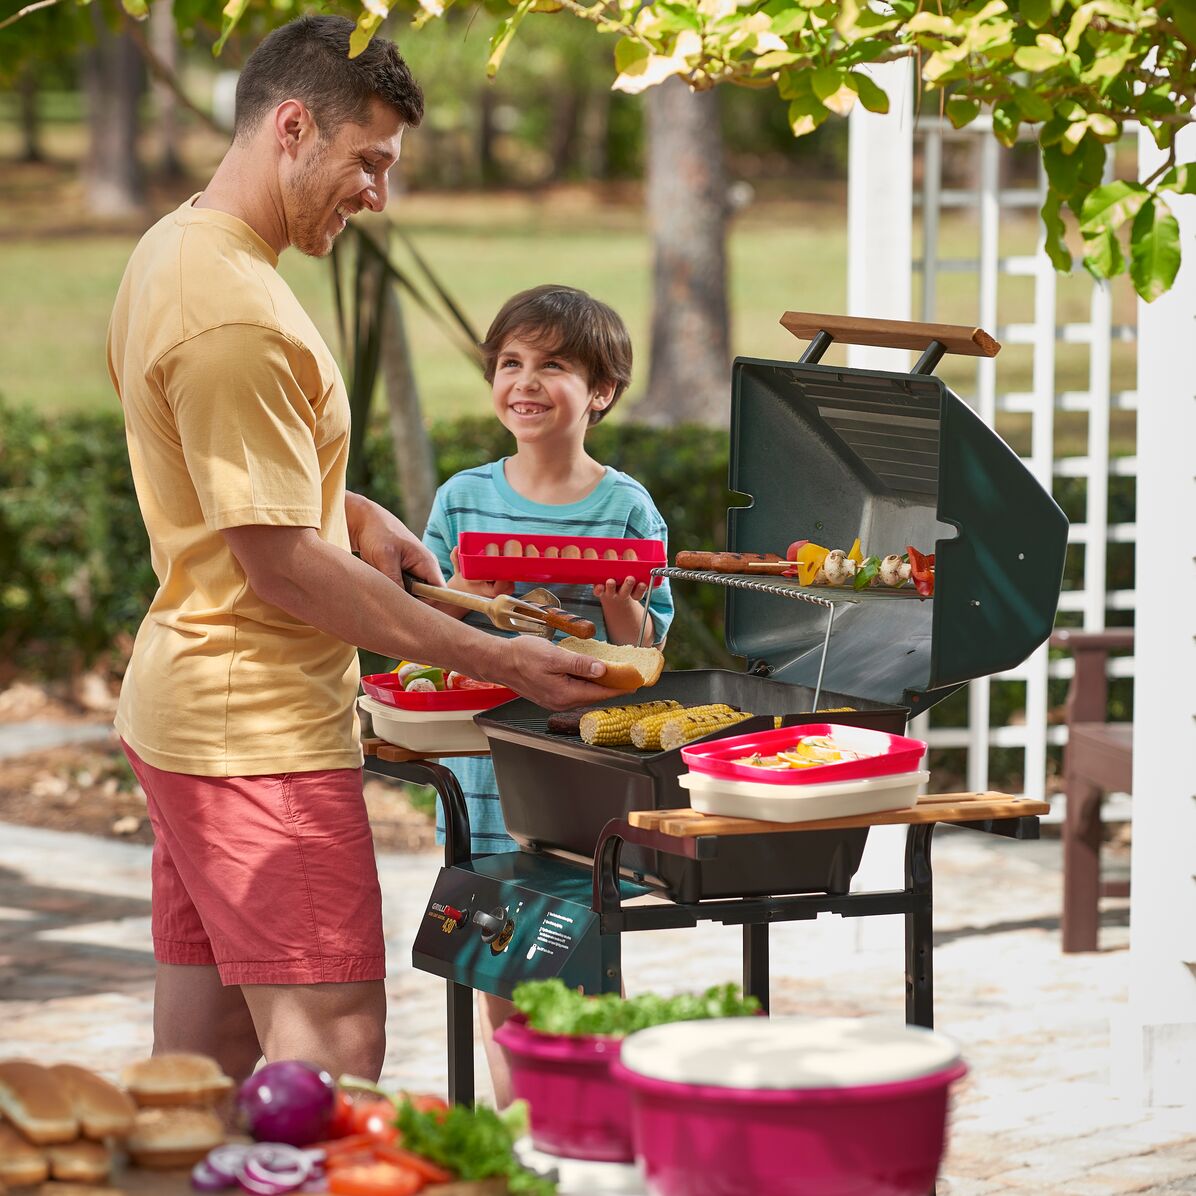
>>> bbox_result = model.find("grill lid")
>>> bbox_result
[723,314,1068,714]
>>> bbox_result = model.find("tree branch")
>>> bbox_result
[0,0,61,33]
[124,15,228,136]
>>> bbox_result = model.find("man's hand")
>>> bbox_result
[593,575,652,646]
[345,492,443,587]
[448,547,515,598]
[490,635,617,711]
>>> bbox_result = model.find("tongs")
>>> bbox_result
[402,573,596,639]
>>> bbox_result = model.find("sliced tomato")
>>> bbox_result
[448,675,500,690]
[318,1133,384,1161]
[374,1144,453,1184]
[400,1092,450,1118]
[328,1162,423,1196]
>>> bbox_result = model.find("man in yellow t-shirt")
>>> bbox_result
[107,14,614,1085]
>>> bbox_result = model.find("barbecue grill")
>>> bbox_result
[370,312,1067,1110]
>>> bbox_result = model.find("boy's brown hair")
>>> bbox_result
[480,285,633,425]
[234,15,423,143]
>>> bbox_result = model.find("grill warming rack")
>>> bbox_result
[638,566,928,711]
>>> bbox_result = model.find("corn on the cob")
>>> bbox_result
[579,700,682,746]
[659,710,752,751]
[630,703,738,751]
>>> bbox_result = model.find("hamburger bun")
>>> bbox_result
[120,1054,232,1108]
[45,1141,111,1185]
[48,1066,135,1140]
[0,1120,49,1186]
[125,1107,224,1169]
[0,1061,77,1144]
[560,637,664,693]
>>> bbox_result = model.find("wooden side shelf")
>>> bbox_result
[629,792,1049,838]
[362,737,491,763]
[780,311,1001,357]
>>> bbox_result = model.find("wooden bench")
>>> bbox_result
[1051,628,1134,953]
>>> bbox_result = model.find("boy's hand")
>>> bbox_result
[593,576,652,646]
[447,546,516,599]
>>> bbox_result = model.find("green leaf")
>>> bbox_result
[1040,192,1072,272]
[1158,164,1196,195]
[1042,142,1080,194]
[487,0,533,78]
[213,0,249,54]
[993,101,1020,148]
[945,97,979,128]
[812,67,856,115]
[1014,44,1064,71]
[121,0,148,17]
[1019,0,1051,26]
[1086,113,1120,142]
[1130,197,1181,303]
[787,95,829,136]
[853,71,889,114]
[1013,85,1053,123]
[1082,227,1125,280]
[1172,0,1196,45]
[614,37,649,75]
[1079,180,1149,234]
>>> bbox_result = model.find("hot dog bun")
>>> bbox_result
[0,1061,77,1144]
[561,637,664,693]
[48,1064,136,1139]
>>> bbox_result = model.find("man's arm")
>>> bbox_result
[221,523,614,710]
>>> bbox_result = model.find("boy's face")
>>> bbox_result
[491,335,613,448]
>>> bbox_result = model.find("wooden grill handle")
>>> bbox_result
[780,311,1000,358]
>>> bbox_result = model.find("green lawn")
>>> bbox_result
[0,186,1137,457]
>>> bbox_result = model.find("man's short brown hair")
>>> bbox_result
[233,15,423,143]
[480,285,633,426]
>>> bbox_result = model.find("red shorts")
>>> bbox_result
[122,742,385,986]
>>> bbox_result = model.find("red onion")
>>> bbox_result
[237,1062,335,1147]
[192,1160,235,1192]
[206,1144,252,1183]
[237,1143,313,1196]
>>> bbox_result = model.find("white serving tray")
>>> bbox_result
[678,768,929,824]
[358,694,488,754]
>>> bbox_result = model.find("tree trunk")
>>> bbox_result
[478,86,499,188]
[641,78,730,426]
[579,86,611,181]
[380,282,438,534]
[81,7,145,218]
[548,86,581,182]
[17,69,42,163]
[149,0,184,178]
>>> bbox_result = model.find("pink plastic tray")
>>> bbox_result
[360,672,516,712]
[681,723,926,787]
[457,531,666,588]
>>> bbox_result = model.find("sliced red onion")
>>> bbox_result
[192,1160,235,1192]
[206,1144,253,1182]
[237,1143,313,1196]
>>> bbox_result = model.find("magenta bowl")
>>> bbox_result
[494,1015,632,1162]
[611,1058,968,1196]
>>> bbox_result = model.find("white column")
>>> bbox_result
[846,59,914,371]
[1113,125,1196,1106]
[845,59,916,947]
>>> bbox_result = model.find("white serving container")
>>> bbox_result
[678,767,929,823]
[358,694,489,754]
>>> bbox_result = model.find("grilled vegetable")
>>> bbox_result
[630,703,739,751]
[853,555,883,590]
[846,537,864,565]
[579,700,682,746]
[907,545,936,597]
[659,710,752,750]
[792,543,830,586]
[822,549,857,586]
[878,554,910,587]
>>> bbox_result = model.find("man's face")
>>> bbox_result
[283,98,406,257]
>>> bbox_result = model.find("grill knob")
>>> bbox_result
[473,906,508,943]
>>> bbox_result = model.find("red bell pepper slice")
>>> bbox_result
[906,546,935,597]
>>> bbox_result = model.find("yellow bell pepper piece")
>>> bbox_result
[847,537,863,565]
[794,543,830,586]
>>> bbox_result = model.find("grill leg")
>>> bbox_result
[447,980,474,1107]
[743,923,770,1012]
[904,823,935,1030]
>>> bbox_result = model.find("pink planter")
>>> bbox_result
[611,1058,968,1196]
[494,1015,632,1162]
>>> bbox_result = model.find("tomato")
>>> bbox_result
[448,675,499,691]
[400,1092,451,1119]
[328,1162,423,1196]
[328,1091,359,1139]
[350,1099,400,1144]
[374,1144,453,1184]
[785,539,809,562]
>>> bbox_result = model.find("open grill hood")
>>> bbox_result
[724,338,1068,714]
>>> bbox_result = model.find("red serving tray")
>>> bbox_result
[457,532,666,588]
[681,723,927,786]
[360,673,517,711]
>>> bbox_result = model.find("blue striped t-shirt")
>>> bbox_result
[421,457,674,854]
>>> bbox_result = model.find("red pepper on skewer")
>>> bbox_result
[906,546,935,597]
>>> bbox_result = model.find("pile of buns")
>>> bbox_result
[0,1053,231,1190]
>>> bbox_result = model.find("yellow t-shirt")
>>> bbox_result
[107,198,361,776]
